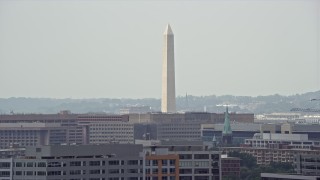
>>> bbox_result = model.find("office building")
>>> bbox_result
[0,144,144,180]
[223,133,320,165]
[295,154,320,176]
[77,115,133,144]
[220,155,240,179]
[145,149,179,180]
[131,112,254,141]
[145,143,221,180]
[0,112,133,148]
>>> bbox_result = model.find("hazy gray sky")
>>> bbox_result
[0,0,319,98]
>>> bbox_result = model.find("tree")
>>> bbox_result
[227,151,295,180]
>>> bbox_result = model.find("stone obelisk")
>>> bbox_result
[161,24,176,113]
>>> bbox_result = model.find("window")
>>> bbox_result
[109,161,119,165]
[70,161,81,166]
[0,171,10,177]
[37,162,46,167]
[179,161,192,167]
[90,169,100,174]
[211,154,219,160]
[180,169,192,174]
[26,171,33,176]
[152,168,158,174]
[47,162,60,167]
[15,162,22,167]
[26,162,33,167]
[169,160,175,166]
[194,154,209,159]
[146,160,150,166]
[180,176,192,180]
[109,169,119,174]
[194,176,209,180]
[15,171,22,176]
[128,160,139,165]
[48,171,61,176]
[179,154,192,159]
[162,168,168,174]
[70,170,81,175]
[152,160,158,166]
[89,161,101,166]
[194,169,209,174]
[128,178,138,180]
[162,160,168,166]
[0,162,10,168]
[37,171,46,176]
[128,169,138,173]
[169,168,175,173]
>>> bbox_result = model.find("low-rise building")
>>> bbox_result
[223,133,320,165]
[78,115,133,144]
[0,112,133,148]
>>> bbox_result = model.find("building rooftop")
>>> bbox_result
[256,133,309,141]
[25,144,143,158]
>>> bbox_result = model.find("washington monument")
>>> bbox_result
[161,24,176,113]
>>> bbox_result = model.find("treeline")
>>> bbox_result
[1,91,320,114]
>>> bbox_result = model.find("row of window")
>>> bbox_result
[146,160,176,166]
[179,161,210,167]
[145,168,176,174]
[15,169,142,176]
[14,160,142,167]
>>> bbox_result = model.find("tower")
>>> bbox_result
[161,24,176,113]
[222,106,233,144]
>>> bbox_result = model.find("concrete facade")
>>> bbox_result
[295,154,320,176]
[77,115,133,144]
[0,113,133,148]
[129,112,254,124]
[131,113,254,141]
[0,144,144,180]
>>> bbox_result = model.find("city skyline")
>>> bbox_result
[0,0,319,98]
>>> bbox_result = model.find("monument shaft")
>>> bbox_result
[162,24,176,113]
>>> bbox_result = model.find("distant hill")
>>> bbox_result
[1,91,320,114]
